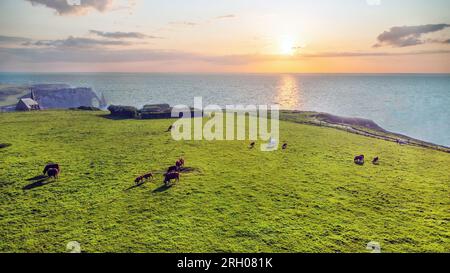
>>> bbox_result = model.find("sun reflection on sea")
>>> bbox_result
[275,74,302,110]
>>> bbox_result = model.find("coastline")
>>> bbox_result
[279,110,450,153]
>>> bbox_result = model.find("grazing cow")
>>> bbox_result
[282,143,288,150]
[43,163,60,175]
[47,168,59,179]
[143,173,153,180]
[372,157,379,165]
[167,165,179,173]
[135,172,153,185]
[354,155,365,165]
[164,172,179,186]
[135,176,144,184]
[249,142,255,149]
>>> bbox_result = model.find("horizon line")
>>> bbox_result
[1,71,450,75]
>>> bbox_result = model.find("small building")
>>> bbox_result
[16,98,40,111]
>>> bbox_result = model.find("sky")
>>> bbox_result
[0,0,449,73]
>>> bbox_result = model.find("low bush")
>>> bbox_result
[107,105,138,118]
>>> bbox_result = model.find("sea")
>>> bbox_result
[1,73,449,147]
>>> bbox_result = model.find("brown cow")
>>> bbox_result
[135,176,144,184]
[143,173,153,180]
[135,172,153,185]
[164,172,179,186]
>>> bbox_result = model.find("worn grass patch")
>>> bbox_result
[0,110,449,253]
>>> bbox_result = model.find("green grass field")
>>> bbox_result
[0,110,449,253]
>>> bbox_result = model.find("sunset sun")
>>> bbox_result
[280,36,296,55]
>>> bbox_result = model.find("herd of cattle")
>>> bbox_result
[134,158,185,186]
[40,142,381,188]
[354,155,379,165]
[41,158,185,187]
[248,141,288,150]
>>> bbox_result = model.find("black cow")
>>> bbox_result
[43,163,60,175]
[354,155,365,165]
[372,157,379,165]
[47,168,59,179]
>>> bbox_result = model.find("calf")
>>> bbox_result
[135,172,153,185]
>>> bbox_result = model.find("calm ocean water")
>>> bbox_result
[1,73,449,147]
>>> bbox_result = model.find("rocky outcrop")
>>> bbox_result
[313,113,386,132]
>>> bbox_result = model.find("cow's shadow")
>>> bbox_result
[23,176,54,190]
[124,182,146,192]
[152,184,172,193]
[27,175,47,181]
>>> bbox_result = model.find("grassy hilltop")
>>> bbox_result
[0,110,449,253]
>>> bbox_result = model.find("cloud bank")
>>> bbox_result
[23,36,130,48]
[25,0,114,15]
[215,14,236,19]
[374,24,450,47]
[0,35,32,44]
[169,21,198,27]
[89,30,161,39]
